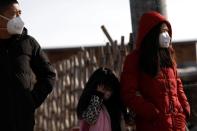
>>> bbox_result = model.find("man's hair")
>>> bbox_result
[0,0,18,13]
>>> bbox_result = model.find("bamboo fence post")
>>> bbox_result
[128,33,134,51]
[101,25,114,45]
[105,42,113,69]
[98,46,105,66]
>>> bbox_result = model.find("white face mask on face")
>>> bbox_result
[159,31,171,48]
[0,15,24,35]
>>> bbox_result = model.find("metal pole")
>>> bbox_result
[130,0,167,46]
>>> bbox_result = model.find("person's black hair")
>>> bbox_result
[77,67,123,131]
[0,0,18,13]
[139,22,175,77]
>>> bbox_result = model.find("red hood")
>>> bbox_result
[135,11,172,49]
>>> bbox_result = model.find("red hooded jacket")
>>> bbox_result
[120,11,190,131]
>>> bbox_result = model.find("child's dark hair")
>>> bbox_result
[0,0,18,13]
[77,67,123,131]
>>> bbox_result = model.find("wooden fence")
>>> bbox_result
[34,33,133,131]
[33,24,197,130]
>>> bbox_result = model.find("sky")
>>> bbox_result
[18,0,197,49]
[166,0,197,42]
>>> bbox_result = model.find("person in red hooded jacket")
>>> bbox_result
[120,11,190,131]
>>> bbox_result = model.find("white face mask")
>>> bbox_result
[159,31,171,48]
[0,15,24,35]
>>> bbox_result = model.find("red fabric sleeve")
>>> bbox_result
[120,51,159,121]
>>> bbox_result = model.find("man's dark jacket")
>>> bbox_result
[0,29,56,131]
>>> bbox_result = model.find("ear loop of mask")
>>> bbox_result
[0,14,10,20]
[0,15,9,30]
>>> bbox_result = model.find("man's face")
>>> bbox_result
[2,3,21,19]
[0,3,21,27]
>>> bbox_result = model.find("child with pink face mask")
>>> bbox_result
[77,67,125,131]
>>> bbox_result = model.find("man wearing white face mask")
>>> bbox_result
[0,14,24,35]
[121,11,190,131]
[0,0,56,131]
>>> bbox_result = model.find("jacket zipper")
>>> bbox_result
[162,69,174,113]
